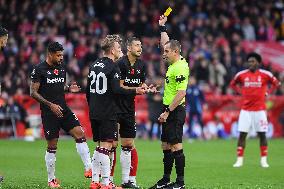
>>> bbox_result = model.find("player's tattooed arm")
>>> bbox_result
[30,81,63,117]
[30,81,52,107]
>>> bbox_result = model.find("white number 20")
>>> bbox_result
[89,71,107,94]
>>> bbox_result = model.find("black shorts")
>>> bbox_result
[117,113,136,138]
[161,105,186,144]
[41,107,80,140]
[91,119,118,142]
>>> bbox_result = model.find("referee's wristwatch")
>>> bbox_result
[165,107,171,113]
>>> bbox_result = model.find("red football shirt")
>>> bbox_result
[230,69,280,111]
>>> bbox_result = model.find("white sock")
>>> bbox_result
[120,146,131,184]
[45,149,56,182]
[92,148,100,182]
[98,147,110,185]
[129,176,136,184]
[76,141,92,170]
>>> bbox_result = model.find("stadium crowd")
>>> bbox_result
[1,0,284,97]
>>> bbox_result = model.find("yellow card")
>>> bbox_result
[164,7,172,17]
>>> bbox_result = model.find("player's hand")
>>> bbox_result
[69,82,81,93]
[49,103,63,118]
[158,111,169,123]
[159,15,167,26]
[147,84,160,94]
[136,87,146,95]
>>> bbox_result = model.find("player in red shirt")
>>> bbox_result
[230,52,280,168]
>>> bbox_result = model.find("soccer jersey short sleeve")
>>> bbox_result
[174,61,189,91]
[30,65,41,82]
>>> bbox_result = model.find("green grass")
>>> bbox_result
[0,139,284,189]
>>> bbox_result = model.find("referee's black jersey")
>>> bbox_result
[116,56,147,114]
[86,57,136,120]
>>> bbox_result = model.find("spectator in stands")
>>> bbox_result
[186,77,206,138]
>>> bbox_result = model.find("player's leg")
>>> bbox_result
[233,132,247,167]
[62,109,92,177]
[119,113,139,188]
[69,126,92,177]
[255,111,269,168]
[90,119,101,186]
[110,131,119,182]
[233,110,251,167]
[46,138,60,188]
[258,132,269,167]
[41,113,61,188]
[90,119,120,188]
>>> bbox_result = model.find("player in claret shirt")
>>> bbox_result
[30,42,92,188]
[230,52,281,168]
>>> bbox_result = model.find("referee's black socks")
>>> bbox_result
[163,150,174,181]
[173,149,185,184]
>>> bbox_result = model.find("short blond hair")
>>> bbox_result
[101,34,122,53]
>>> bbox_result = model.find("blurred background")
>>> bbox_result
[0,0,284,141]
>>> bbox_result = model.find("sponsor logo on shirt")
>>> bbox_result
[47,78,65,84]
[244,81,262,87]
[125,77,141,84]
[93,62,105,68]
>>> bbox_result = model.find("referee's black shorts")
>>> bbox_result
[161,104,186,144]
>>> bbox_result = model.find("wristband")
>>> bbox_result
[159,25,167,33]
[165,107,171,113]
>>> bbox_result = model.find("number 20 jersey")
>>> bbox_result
[86,57,135,120]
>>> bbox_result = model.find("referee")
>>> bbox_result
[150,15,189,189]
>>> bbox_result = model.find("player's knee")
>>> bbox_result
[258,132,267,141]
[112,141,118,148]
[47,140,58,149]
[100,142,113,150]
[121,138,134,147]
[71,127,85,140]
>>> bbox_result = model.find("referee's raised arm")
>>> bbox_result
[159,15,170,48]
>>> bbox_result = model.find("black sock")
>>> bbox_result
[173,149,185,184]
[163,150,174,181]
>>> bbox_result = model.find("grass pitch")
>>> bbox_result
[0,139,283,189]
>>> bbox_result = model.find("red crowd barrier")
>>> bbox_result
[3,94,283,138]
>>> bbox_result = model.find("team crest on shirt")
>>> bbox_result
[137,69,141,74]
[31,69,35,75]
[245,77,249,81]
[258,76,261,82]
[47,71,51,75]
[54,69,59,75]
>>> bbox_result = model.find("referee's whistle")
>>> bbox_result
[164,7,172,17]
